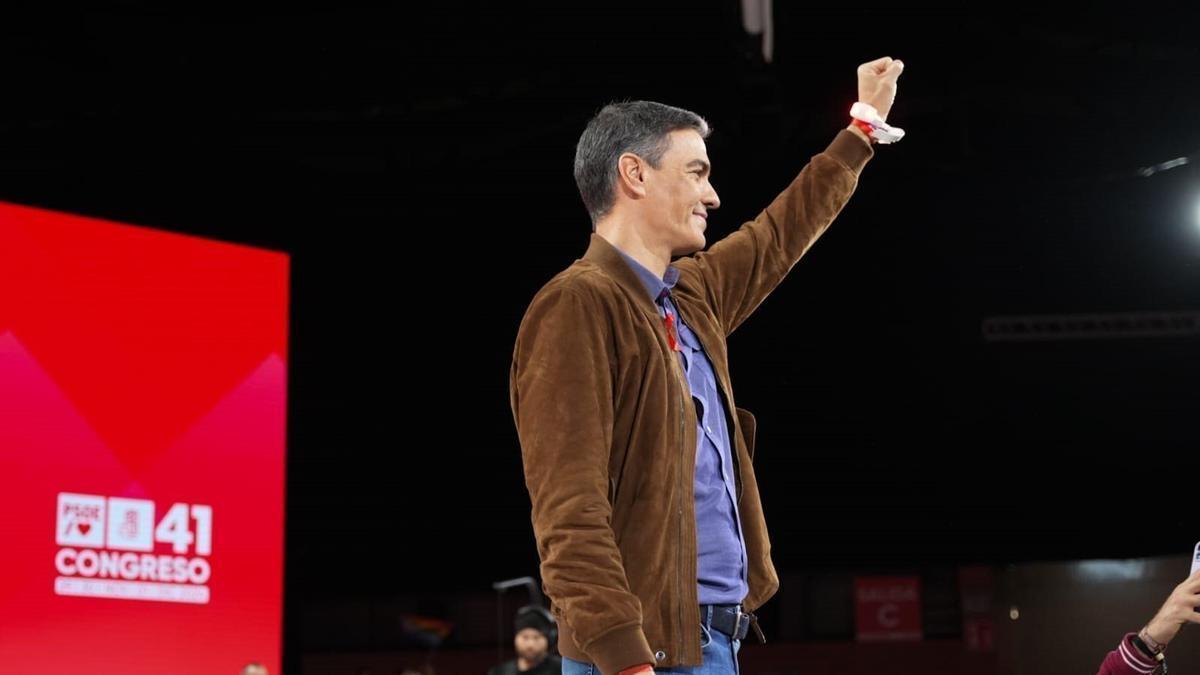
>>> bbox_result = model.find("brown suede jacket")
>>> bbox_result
[510,130,872,674]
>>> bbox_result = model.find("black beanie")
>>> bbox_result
[514,607,553,637]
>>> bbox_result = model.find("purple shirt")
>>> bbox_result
[616,248,749,605]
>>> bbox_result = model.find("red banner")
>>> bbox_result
[0,202,288,674]
[855,576,922,642]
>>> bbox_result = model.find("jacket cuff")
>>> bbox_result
[825,128,874,176]
[1121,632,1161,673]
[584,623,655,675]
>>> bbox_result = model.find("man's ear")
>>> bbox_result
[616,152,648,200]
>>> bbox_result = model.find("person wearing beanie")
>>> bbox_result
[487,606,561,675]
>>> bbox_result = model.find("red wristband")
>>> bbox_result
[851,118,876,143]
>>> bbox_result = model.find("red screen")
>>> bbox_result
[0,202,288,673]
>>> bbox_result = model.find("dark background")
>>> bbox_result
[2,2,1198,663]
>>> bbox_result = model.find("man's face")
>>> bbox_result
[641,129,721,256]
[242,666,268,675]
[514,628,549,662]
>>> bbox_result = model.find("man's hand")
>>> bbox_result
[857,56,904,121]
[1144,569,1200,646]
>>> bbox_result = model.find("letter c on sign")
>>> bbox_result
[877,604,900,628]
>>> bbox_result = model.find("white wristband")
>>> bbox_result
[850,102,905,144]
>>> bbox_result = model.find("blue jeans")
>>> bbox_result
[561,608,740,675]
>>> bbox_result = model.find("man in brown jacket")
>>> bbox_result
[510,58,904,674]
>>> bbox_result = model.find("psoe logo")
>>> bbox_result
[54,493,213,605]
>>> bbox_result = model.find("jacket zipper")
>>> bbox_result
[676,357,687,663]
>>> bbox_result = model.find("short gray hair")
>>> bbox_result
[573,100,710,224]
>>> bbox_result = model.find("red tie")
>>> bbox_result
[664,311,682,352]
